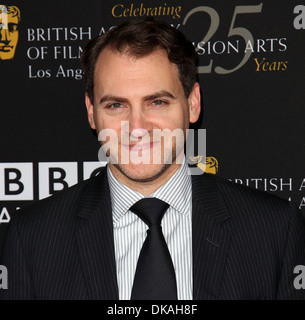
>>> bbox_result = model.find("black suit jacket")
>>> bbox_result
[1,168,305,300]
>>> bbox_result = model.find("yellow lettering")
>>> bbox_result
[123,8,129,17]
[262,62,269,71]
[151,7,158,16]
[112,4,123,18]
[254,57,265,71]
[112,3,182,19]
[269,61,277,71]
[128,3,133,17]
[174,6,181,19]
[139,3,146,16]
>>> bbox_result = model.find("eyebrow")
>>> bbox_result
[99,90,176,105]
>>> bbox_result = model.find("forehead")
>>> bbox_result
[93,48,182,94]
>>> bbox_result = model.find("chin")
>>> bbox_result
[114,163,170,183]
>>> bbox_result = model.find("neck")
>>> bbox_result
[108,163,182,196]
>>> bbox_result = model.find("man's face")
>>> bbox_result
[85,48,200,183]
[0,7,19,60]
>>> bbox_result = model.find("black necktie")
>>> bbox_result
[130,198,178,300]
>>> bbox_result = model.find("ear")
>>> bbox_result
[188,82,201,123]
[85,92,96,130]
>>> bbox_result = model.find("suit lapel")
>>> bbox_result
[192,173,231,300]
[76,168,119,300]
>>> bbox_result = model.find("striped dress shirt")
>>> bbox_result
[107,159,193,300]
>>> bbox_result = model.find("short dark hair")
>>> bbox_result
[81,18,197,103]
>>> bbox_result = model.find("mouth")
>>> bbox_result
[122,141,161,152]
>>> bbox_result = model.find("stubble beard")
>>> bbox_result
[113,162,172,183]
[112,144,182,183]
[106,133,186,183]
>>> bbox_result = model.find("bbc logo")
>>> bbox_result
[0,162,106,201]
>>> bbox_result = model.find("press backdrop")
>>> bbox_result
[0,0,305,252]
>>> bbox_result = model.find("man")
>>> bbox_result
[1,18,305,300]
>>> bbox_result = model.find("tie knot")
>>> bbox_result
[130,198,170,227]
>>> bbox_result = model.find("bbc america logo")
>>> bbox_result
[0,161,107,201]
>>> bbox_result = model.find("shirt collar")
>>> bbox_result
[151,157,192,215]
[107,166,143,226]
[107,157,192,226]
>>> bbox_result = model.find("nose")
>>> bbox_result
[128,108,152,140]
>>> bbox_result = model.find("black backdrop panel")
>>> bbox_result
[0,0,304,252]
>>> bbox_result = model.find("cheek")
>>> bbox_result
[94,113,123,136]
[163,109,189,130]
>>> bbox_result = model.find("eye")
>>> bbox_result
[107,103,124,109]
[152,100,166,106]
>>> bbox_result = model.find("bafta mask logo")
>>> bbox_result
[189,156,218,174]
[0,5,20,60]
